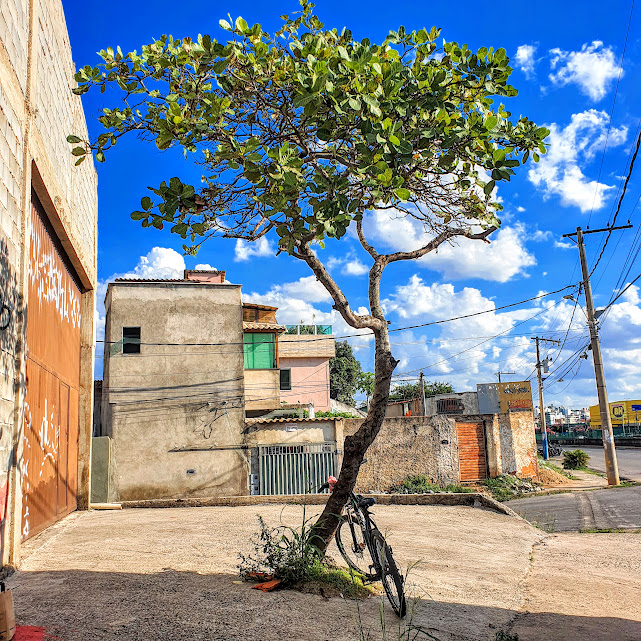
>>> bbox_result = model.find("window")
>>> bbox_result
[122,326,141,354]
[437,398,463,414]
[243,333,276,369]
[280,368,292,391]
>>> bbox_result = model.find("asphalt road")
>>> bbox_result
[507,485,641,532]
[576,445,641,481]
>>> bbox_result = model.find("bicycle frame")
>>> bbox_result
[343,491,382,579]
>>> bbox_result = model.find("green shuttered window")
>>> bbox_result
[244,333,276,369]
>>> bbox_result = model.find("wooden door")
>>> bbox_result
[456,422,487,482]
[21,193,82,540]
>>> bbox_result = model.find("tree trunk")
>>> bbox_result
[311,338,397,552]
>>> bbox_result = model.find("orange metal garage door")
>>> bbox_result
[456,422,487,482]
[21,193,81,540]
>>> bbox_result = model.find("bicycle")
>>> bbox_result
[321,478,407,618]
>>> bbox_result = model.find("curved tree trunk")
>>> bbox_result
[312,336,397,552]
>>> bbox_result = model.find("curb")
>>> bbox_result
[120,492,518,517]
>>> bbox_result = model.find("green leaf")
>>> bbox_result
[483,180,495,196]
[96,150,105,163]
[485,115,498,131]
[395,187,410,201]
[71,146,86,156]
[74,156,86,166]
[219,19,232,31]
[141,196,153,210]
[235,17,248,33]
[131,211,145,221]
[66,135,82,144]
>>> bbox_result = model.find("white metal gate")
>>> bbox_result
[258,443,337,495]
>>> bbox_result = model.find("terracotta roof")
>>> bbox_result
[243,321,287,332]
[242,303,278,311]
[245,417,337,425]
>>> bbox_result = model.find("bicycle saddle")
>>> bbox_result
[357,497,376,508]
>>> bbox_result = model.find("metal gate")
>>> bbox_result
[21,193,81,540]
[258,443,337,495]
[456,422,488,482]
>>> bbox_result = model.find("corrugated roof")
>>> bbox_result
[243,321,287,332]
[246,417,337,425]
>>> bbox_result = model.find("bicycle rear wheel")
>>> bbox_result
[371,530,407,618]
[335,513,376,580]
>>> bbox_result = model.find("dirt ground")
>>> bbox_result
[10,504,641,641]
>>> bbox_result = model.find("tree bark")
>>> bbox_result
[312,330,397,552]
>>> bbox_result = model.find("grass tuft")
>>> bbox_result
[393,474,473,494]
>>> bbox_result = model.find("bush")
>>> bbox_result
[394,474,473,494]
[315,410,359,418]
[563,449,590,470]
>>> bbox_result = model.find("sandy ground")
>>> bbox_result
[9,504,641,641]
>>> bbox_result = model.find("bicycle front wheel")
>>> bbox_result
[371,530,407,618]
[335,513,376,580]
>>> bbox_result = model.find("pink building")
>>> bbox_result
[277,329,335,413]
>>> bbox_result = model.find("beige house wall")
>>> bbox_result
[0,0,97,568]
[102,283,249,501]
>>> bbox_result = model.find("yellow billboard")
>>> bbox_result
[589,400,641,427]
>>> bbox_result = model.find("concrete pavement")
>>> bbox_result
[507,485,641,532]
[10,504,641,640]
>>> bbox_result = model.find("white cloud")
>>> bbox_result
[516,206,526,213]
[362,210,535,282]
[194,263,217,270]
[234,236,274,262]
[528,109,627,212]
[549,41,620,101]
[532,230,552,242]
[554,240,574,250]
[264,275,333,303]
[327,254,369,276]
[515,44,538,77]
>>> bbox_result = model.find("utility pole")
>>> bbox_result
[531,337,559,460]
[496,371,515,383]
[562,224,631,485]
[419,371,426,416]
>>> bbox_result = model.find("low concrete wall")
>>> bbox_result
[120,491,517,517]
[343,416,459,491]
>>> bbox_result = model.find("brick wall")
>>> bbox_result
[343,416,459,492]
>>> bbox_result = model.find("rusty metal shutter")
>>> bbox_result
[456,422,487,482]
[21,193,81,540]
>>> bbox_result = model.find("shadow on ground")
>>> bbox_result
[9,569,641,641]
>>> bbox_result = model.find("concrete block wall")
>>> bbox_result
[343,416,459,492]
[0,0,97,568]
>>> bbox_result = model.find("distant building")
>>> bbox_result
[98,270,335,501]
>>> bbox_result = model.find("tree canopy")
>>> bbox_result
[329,340,362,406]
[388,380,454,402]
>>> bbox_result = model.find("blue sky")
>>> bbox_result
[63,0,641,408]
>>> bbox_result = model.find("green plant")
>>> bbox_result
[388,381,454,402]
[481,475,539,502]
[394,474,473,494]
[495,632,519,641]
[315,410,360,418]
[239,515,370,598]
[563,449,590,470]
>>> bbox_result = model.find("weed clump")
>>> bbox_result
[238,515,371,599]
[393,474,473,494]
[563,449,590,470]
[481,474,539,502]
